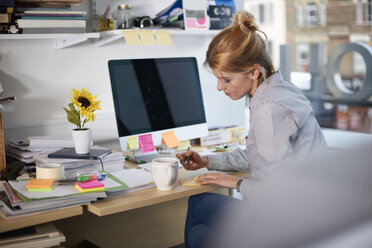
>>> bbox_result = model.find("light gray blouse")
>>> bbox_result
[207,72,327,197]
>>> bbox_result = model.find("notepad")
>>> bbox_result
[180,176,200,186]
[75,179,105,193]
[162,130,180,148]
[26,179,55,192]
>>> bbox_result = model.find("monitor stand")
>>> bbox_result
[132,149,161,163]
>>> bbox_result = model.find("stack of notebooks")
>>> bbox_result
[7,136,124,174]
[0,180,106,218]
[34,148,124,176]
[0,168,155,218]
[0,223,65,248]
[7,136,75,164]
[14,0,86,34]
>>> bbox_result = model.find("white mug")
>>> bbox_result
[151,157,179,191]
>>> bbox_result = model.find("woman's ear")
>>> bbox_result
[250,68,261,80]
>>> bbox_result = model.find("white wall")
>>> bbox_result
[0,0,247,144]
[0,32,245,144]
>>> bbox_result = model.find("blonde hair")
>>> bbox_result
[204,10,275,84]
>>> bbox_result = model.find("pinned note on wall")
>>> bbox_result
[123,30,141,45]
[155,30,173,46]
[127,136,139,150]
[138,134,155,153]
[162,130,180,148]
[139,30,157,45]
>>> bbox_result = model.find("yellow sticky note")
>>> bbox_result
[155,30,173,46]
[178,140,191,151]
[123,30,141,45]
[180,176,200,186]
[161,130,180,148]
[139,30,157,45]
[127,136,139,149]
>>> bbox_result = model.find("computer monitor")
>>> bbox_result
[108,57,208,161]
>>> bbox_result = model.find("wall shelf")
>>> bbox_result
[0,29,220,48]
[0,32,100,49]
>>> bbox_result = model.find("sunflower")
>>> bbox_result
[69,87,101,122]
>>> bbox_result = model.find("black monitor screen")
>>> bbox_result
[108,57,206,137]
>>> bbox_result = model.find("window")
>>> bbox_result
[306,2,319,27]
[296,5,305,27]
[355,0,372,24]
[296,43,310,72]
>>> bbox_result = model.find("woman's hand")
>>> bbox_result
[196,173,240,189]
[176,150,208,170]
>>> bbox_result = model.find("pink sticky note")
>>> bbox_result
[138,134,155,153]
[76,179,104,189]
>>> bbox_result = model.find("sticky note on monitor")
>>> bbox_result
[127,136,139,149]
[123,30,141,45]
[139,30,157,45]
[139,134,155,153]
[155,30,173,46]
[162,131,181,148]
[178,140,191,151]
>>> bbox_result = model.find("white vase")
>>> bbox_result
[72,129,92,154]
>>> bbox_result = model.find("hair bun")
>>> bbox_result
[233,10,258,33]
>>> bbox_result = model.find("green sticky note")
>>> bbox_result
[28,187,53,192]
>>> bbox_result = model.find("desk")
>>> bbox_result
[0,205,82,233]
[52,169,249,248]
[0,163,249,247]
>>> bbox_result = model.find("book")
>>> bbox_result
[47,148,111,160]
[15,0,82,3]
[22,16,86,20]
[21,27,86,34]
[16,13,86,17]
[0,223,65,247]
[23,10,86,14]
[16,19,85,28]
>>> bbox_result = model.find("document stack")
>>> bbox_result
[0,180,106,218]
[14,0,86,34]
[33,149,124,176]
[7,136,74,164]
[0,223,66,248]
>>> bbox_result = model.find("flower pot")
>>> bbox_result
[72,129,92,154]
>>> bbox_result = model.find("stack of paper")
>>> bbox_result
[0,168,155,218]
[7,136,75,164]
[0,180,107,218]
[33,150,124,176]
[0,223,65,248]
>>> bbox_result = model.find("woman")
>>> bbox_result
[176,10,327,248]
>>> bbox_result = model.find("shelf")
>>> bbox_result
[0,29,220,48]
[0,32,100,49]
[94,29,220,47]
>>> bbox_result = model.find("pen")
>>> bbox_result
[124,155,145,164]
[185,146,191,165]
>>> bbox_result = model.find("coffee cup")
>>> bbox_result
[151,157,178,190]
